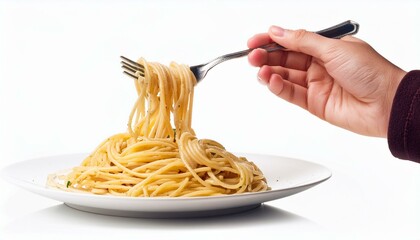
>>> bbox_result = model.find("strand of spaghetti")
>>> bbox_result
[178,132,216,189]
[126,160,185,196]
[169,177,190,197]
[206,171,243,190]
[150,180,178,197]
[130,158,178,172]
[106,146,153,179]
[155,64,173,138]
[119,152,178,164]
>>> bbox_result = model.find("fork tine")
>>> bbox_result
[121,64,138,74]
[120,56,144,71]
[122,70,138,79]
[121,64,143,79]
[120,56,142,66]
[120,56,145,78]
[120,60,145,73]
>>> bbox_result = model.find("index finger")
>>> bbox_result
[248,33,313,71]
[247,33,272,48]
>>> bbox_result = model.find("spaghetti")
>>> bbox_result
[47,58,269,197]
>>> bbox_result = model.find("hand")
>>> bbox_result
[248,26,407,137]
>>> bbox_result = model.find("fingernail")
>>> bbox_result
[257,76,264,84]
[270,25,285,37]
[257,75,268,85]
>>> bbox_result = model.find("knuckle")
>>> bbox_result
[293,29,309,42]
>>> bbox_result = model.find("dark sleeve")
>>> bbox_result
[388,70,420,163]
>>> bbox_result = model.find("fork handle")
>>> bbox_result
[316,20,359,39]
[261,20,359,53]
[193,20,360,78]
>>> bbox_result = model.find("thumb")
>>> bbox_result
[268,25,336,61]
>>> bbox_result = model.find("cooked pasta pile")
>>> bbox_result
[47,58,269,197]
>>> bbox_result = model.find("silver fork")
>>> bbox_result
[121,20,359,83]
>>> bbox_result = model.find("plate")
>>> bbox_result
[1,153,331,218]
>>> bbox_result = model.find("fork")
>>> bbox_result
[121,20,359,83]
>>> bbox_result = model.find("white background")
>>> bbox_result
[1,0,419,239]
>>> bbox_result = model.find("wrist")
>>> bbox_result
[382,68,407,137]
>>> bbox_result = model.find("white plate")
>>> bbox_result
[1,153,331,218]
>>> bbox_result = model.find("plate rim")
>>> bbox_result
[0,152,331,216]
[0,152,331,201]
